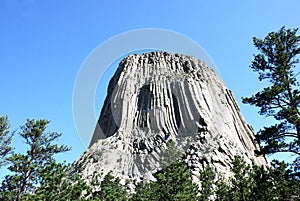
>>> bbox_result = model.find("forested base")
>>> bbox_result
[94,157,300,201]
[2,157,299,201]
[0,117,299,200]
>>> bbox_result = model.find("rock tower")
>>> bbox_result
[74,52,268,187]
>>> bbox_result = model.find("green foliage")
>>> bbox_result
[215,156,300,201]
[229,157,253,200]
[242,26,300,173]
[0,115,14,166]
[198,166,215,201]
[132,161,199,201]
[215,156,256,201]
[93,172,128,201]
[0,119,71,201]
[1,117,299,200]
[161,139,184,168]
[130,182,153,201]
[130,140,199,200]
[22,160,92,201]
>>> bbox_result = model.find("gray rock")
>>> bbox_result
[73,51,268,189]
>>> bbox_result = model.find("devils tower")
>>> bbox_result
[74,51,268,187]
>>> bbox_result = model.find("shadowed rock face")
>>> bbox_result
[74,52,268,188]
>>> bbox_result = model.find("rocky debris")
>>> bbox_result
[74,51,268,189]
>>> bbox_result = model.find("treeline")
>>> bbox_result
[0,116,299,200]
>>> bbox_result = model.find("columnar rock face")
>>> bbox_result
[74,52,268,187]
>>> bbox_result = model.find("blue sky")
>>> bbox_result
[0,0,299,164]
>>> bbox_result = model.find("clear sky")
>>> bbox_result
[1,0,299,164]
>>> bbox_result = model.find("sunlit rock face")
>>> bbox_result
[74,52,268,188]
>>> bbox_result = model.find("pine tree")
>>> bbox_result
[198,166,215,201]
[133,161,199,201]
[0,115,14,166]
[0,119,70,201]
[215,156,300,201]
[224,156,253,201]
[22,159,92,201]
[93,172,128,201]
[242,26,300,173]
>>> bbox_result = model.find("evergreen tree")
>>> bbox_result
[242,26,300,173]
[215,156,300,201]
[0,115,14,166]
[132,161,199,201]
[198,166,215,201]
[93,172,128,201]
[22,159,92,201]
[215,156,254,201]
[130,181,153,201]
[0,119,70,201]
[161,139,183,168]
